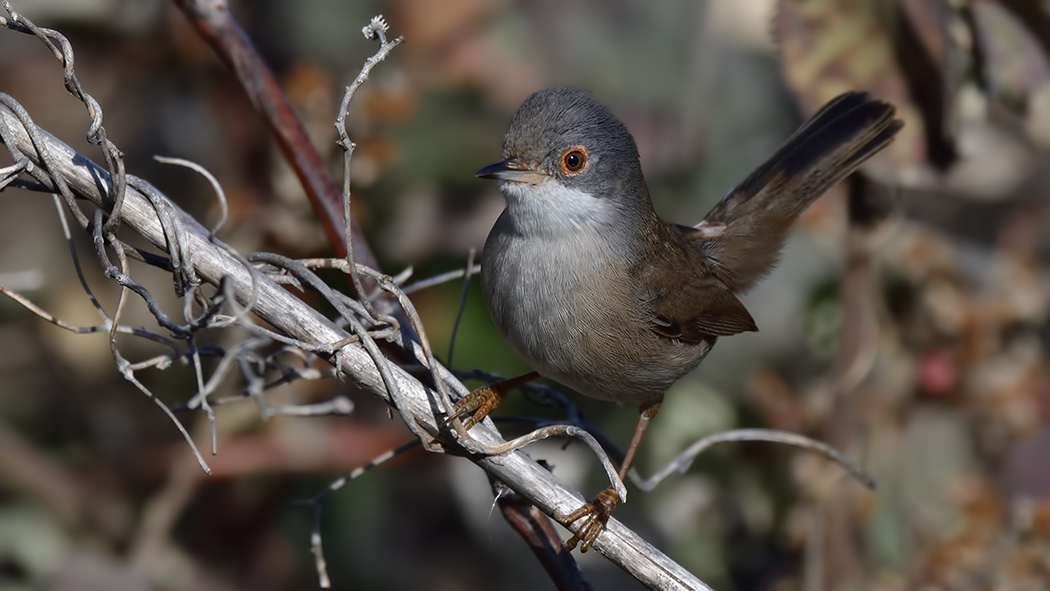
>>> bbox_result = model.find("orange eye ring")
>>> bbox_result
[559,146,588,174]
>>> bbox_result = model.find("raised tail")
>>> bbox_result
[689,92,902,293]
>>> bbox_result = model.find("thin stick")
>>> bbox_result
[402,264,482,295]
[447,248,476,368]
[629,428,875,492]
[298,439,420,588]
[153,155,229,234]
[334,15,404,316]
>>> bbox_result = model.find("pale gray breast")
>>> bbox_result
[482,211,713,403]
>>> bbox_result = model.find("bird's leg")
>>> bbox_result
[447,371,541,429]
[562,400,661,552]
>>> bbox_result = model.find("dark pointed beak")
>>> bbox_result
[476,158,551,184]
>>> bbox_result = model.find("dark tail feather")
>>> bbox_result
[693,91,902,292]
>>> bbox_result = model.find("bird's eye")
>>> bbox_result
[560,146,588,174]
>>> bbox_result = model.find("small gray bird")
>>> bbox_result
[458,87,901,552]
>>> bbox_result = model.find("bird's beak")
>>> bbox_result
[476,157,551,185]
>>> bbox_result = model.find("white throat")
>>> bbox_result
[499,179,618,238]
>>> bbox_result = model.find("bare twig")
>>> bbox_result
[448,248,477,368]
[298,439,421,588]
[309,504,331,588]
[334,14,404,317]
[153,155,229,234]
[401,264,483,295]
[629,428,875,493]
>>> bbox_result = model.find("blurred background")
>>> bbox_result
[1,0,1049,589]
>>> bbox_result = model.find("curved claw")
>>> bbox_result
[444,386,500,430]
[443,372,540,430]
[562,486,619,552]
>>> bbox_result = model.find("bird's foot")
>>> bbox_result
[446,384,503,430]
[561,486,618,552]
[445,372,539,430]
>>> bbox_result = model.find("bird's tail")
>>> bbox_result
[693,92,902,293]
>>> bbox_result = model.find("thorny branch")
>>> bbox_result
[0,6,876,591]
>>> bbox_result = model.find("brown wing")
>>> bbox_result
[638,255,757,344]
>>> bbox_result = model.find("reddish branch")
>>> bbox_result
[492,477,594,591]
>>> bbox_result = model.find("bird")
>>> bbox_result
[456,87,902,552]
